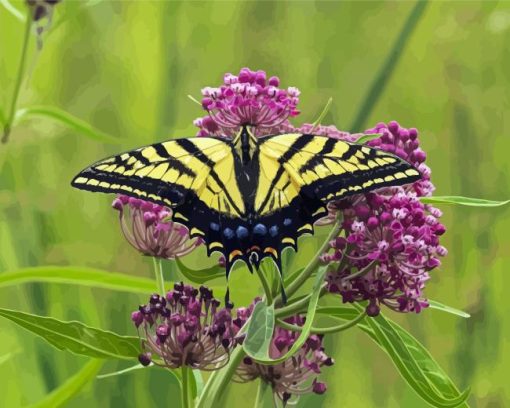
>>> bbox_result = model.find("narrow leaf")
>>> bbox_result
[353,305,470,407]
[193,370,205,400]
[349,0,429,132]
[0,0,26,22]
[29,359,103,408]
[316,306,469,407]
[428,300,470,318]
[0,308,140,360]
[14,106,119,144]
[0,349,20,367]
[0,266,156,294]
[356,133,382,144]
[420,196,510,207]
[175,258,225,284]
[245,267,328,364]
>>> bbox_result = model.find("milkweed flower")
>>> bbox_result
[112,195,202,259]
[235,310,333,405]
[194,67,300,137]
[132,283,241,370]
[318,121,446,315]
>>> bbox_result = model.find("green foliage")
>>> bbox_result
[421,196,510,207]
[0,266,156,293]
[0,308,140,360]
[28,359,103,408]
[14,106,118,144]
[175,258,225,284]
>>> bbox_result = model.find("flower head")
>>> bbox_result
[235,310,333,404]
[320,121,445,314]
[194,67,300,137]
[132,283,241,370]
[112,195,202,259]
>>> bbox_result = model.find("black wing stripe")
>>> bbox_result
[298,137,337,174]
[175,139,216,167]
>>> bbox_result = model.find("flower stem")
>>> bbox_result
[196,346,246,408]
[275,285,328,318]
[2,10,32,144]
[274,214,343,306]
[255,265,273,305]
[152,257,165,295]
[254,379,268,408]
[275,310,366,334]
[181,366,191,408]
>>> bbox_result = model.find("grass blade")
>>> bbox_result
[14,106,119,144]
[29,359,104,408]
[349,0,429,132]
[421,196,510,207]
[0,265,156,294]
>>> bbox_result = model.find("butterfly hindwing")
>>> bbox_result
[253,133,421,255]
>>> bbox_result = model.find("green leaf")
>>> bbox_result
[0,349,20,367]
[193,369,205,400]
[316,306,469,407]
[175,258,225,284]
[29,359,103,408]
[349,0,429,132]
[14,106,119,144]
[353,305,470,408]
[0,265,156,294]
[243,301,275,361]
[428,300,470,318]
[356,133,382,144]
[0,308,141,360]
[420,196,510,207]
[0,0,26,22]
[244,266,328,364]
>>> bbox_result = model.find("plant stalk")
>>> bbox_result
[254,379,268,408]
[152,257,165,295]
[181,366,191,408]
[255,264,273,305]
[276,310,367,334]
[196,346,246,408]
[274,214,343,306]
[2,10,32,144]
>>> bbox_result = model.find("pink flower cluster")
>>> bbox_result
[194,67,300,137]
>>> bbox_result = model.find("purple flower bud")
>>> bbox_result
[112,198,124,211]
[274,335,289,352]
[131,311,143,328]
[312,380,327,395]
[366,301,381,317]
[138,352,152,366]
[156,324,170,342]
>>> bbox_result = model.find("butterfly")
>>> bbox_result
[72,126,421,291]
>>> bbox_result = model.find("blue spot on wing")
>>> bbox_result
[236,226,249,239]
[253,224,268,236]
[210,222,220,232]
[283,218,292,226]
[223,228,235,240]
[269,225,278,237]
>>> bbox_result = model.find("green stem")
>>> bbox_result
[348,0,428,132]
[254,379,268,408]
[275,285,328,318]
[152,257,165,294]
[196,346,245,408]
[276,310,367,334]
[274,214,343,306]
[181,366,191,408]
[2,10,32,144]
[256,265,273,305]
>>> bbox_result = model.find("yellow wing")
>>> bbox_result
[72,137,246,221]
[257,133,421,217]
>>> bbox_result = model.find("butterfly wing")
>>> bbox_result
[253,133,421,261]
[72,136,247,241]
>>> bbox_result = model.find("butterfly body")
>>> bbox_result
[72,128,421,275]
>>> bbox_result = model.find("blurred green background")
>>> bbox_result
[1,0,509,407]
